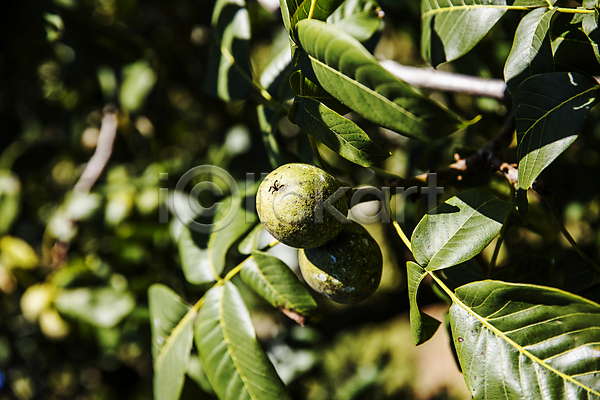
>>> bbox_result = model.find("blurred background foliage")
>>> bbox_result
[1,0,600,399]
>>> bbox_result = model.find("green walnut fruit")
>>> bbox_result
[256,163,348,248]
[298,221,383,304]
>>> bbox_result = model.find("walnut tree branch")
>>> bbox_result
[380,59,508,99]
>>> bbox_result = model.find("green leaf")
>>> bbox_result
[295,19,468,141]
[289,70,350,115]
[333,9,383,44]
[204,0,252,101]
[240,251,319,324]
[515,72,599,191]
[292,96,390,167]
[450,280,600,399]
[177,186,259,284]
[195,282,291,400]
[291,0,345,31]
[421,0,553,67]
[504,8,555,94]
[120,60,157,112]
[411,189,514,270]
[0,170,20,236]
[55,286,135,328]
[407,261,441,345]
[553,15,600,75]
[149,285,197,400]
[259,34,294,100]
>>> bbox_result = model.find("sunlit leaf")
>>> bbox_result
[515,72,599,191]
[120,60,156,112]
[421,0,554,67]
[291,0,345,31]
[204,0,252,101]
[504,7,555,94]
[333,9,383,45]
[149,285,197,400]
[55,286,135,328]
[407,261,441,345]
[195,282,291,400]
[241,250,319,324]
[411,189,514,270]
[295,19,468,141]
[450,280,600,399]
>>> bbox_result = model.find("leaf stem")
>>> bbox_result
[392,221,412,252]
[308,0,317,19]
[545,195,600,274]
[222,239,279,282]
[489,222,508,273]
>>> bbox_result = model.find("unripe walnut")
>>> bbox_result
[298,221,382,304]
[256,163,348,248]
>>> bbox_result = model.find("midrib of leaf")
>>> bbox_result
[422,4,536,19]
[218,285,258,399]
[425,198,498,269]
[301,99,375,159]
[518,84,599,184]
[306,54,422,124]
[431,273,600,396]
[154,306,198,372]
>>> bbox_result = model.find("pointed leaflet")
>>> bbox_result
[289,70,350,116]
[177,184,259,284]
[292,96,390,167]
[295,19,467,141]
[195,282,291,400]
[421,0,554,67]
[149,285,197,400]
[407,262,441,345]
[204,0,252,101]
[240,251,319,324]
[450,280,600,399]
[411,189,514,270]
[504,7,555,94]
[514,72,599,191]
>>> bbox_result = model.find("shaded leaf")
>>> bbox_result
[289,70,350,115]
[421,0,553,67]
[450,280,600,399]
[515,72,599,191]
[195,282,291,400]
[407,261,441,345]
[149,285,196,400]
[504,7,555,94]
[553,15,600,75]
[295,19,468,141]
[292,96,390,167]
[257,105,297,169]
[177,185,259,284]
[204,0,252,101]
[241,251,319,324]
[259,33,294,100]
[187,356,215,395]
[411,189,514,270]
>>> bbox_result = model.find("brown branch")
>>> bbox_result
[74,105,118,193]
[49,105,118,267]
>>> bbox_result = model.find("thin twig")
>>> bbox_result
[74,105,119,193]
[380,59,508,99]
